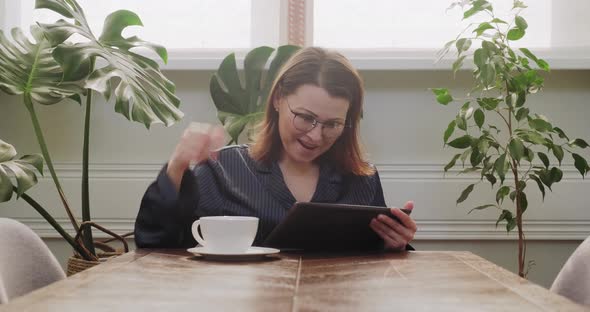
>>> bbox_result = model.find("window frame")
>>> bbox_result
[1,0,589,70]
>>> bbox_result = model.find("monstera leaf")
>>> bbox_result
[210,45,300,143]
[36,0,183,128]
[0,26,86,105]
[0,140,44,202]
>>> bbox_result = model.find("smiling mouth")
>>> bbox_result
[297,139,318,150]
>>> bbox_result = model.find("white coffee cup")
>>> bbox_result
[191,216,259,253]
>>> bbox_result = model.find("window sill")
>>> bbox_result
[160,47,590,71]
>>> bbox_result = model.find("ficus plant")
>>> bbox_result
[0,0,182,261]
[432,0,590,278]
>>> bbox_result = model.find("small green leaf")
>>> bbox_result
[552,145,564,165]
[444,120,456,143]
[491,18,507,24]
[459,101,474,120]
[468,204,496,214]
[569,138,589,149]
[494,153,508,183]
[515,16,528,30]
[474,109,485,129]
[513,0,527,9]
[496,210,513,227]
[520,48,550,71]
[448,135,473,149]
[507,28,525,41]
[496,186,510,204]
[538,152,549,169]
[572,153,590,177]
[485,174,497,187]
[517,180,527,192]
[437,39,456,61]
[489,125,500,134]
[528,118,553,132]
[517,130,546,145]
[470,148,484,167]
[509,190,517,202]
[478,139,490,155]
[460,149,471,166]
[432,88,453,105]
[457,184,475,205]
[508,138,525,162]
[529,174,545,200]
[517,191,528,213]
[473,22,495,36]
[452,55,467,73]
[481,63,496,87]
[445,154,462,172]
[524,147,535,162]
[505,93,517,109]
[456,38,472,53]
[516,91,526,107]
[536,59,550,72]
[553,127,569,140]
[550,167,563,184]
[473,48,489,68]
[456,115,467,131]
[477,98,501,110]
[515,107,529,121]
[463,0,492,19]
[537,168,562,190]
[506,218,517,232]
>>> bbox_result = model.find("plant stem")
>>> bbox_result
[511,159,525,278]
[18,188,95,261]
[23,93,81,234]
[81,57,96,256]
[506,86,526,278]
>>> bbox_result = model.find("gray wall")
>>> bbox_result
[2,69,590,289]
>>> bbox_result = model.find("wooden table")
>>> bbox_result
[1,250,584,311]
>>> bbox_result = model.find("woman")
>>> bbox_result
[134,47,417,250]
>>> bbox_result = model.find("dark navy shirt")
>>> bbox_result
[134,144,389,248]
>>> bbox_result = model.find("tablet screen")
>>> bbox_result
[263,202,410,251]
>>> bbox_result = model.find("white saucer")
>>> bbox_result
[187,246,280,261]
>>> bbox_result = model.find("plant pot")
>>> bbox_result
[66,251,122,276]
[66,221,131,276]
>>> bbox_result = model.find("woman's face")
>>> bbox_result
[274,84,350,166]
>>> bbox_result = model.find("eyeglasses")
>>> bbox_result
[286,100,350,138]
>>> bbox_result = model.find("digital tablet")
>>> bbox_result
[263,202,411,251]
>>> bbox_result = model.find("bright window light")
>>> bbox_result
[11,0,253,49]
[313,0,551,49]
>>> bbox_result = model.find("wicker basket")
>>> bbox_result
[66,251,122,276]
[66,221,131,276]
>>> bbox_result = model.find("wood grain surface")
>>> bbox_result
[1,250,585,311]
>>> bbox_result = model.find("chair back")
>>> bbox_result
[551,236,590,306]
[0,218,65,304]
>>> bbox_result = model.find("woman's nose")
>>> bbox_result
[307,124,323,141]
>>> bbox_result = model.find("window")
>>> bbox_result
[1,0,588,69]
[313,0,551,49]
[1,0,282,49]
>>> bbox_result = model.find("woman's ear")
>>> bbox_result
[272,93,281,112]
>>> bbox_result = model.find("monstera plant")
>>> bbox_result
[0,0,183,261]
[433,0,590,277]
[210,45,300,143]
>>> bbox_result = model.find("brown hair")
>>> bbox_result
[249,47,374,176]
